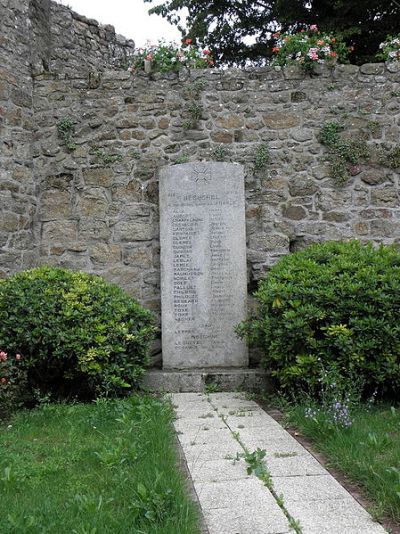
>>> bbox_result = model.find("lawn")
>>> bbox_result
[286,404,400,524]
[0,395,200,534]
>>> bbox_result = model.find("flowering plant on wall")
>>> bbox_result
[377,35,400,62]
[128,39,214,73]
[271,25,349,72]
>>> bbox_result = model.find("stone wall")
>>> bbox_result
[31,64,400,306]
[1,1,400,365]
[30,0,135,76]
[0,0,36,276]
[0,0,135,278]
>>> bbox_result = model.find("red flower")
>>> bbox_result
[184,38,192,45]
[203,49,211,55]
[331,37,336,43]
[1,377,7,384]
[330,51,337,58]
[272,47,280,53]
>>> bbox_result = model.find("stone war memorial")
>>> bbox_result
[160,162,248,369]
[149,162,256,390]
[1,0,400,391]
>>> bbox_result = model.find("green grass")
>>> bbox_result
[0,396,200,534]
[286,404,400,523]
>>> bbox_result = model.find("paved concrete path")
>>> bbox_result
[172,392,388,534]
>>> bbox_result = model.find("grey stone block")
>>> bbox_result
[142,368,269,392]
[189,458,249,483]
[204,506,291,534]
[272,474,352,503]
[286,498,388,533]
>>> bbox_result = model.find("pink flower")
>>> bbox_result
[1,377,7,384]
[0,351,7,361]
[203,49,211,55]
[145,53,153,61]
[308,47,319,60]
[310,24,318,32]
[15,354,22,361]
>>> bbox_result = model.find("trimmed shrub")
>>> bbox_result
[238,241,400,397]
[0,267,156,400]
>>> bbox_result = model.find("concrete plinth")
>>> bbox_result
[142,368,270,393]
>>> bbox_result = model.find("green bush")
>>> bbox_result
[0,267,156,400]
[238,241,400,397]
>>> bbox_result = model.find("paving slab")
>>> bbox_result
[177,426,233,446]
[194,477,281,510]
[204,506,292,534]
[267,453,327,477]
[272,474,351,502]
[183,440,243,465]
[286,499,387,534]
[174,417,226,433]
[189,458,250,483]
[172,392,388,534]
[179,430,238,453]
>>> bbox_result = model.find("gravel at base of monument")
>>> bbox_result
[172,392,388,534]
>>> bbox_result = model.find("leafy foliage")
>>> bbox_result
[0,267,156,400]
[144,0,400,66]
[57,117,76,152]
[379,145,400,170]
[377,34,400,62]
[238,241,400,397]
[319,121,370,184]
[254,144,271,170]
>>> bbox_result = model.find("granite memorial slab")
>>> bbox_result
[159,162,248,369]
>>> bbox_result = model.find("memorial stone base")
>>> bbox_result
[142,368,270,393]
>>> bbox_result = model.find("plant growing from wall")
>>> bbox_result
[318,121,370,184]
[175,153,189,164]
[379,145,400,170]
[185,79,207,98]
[212,145,229,161]
[254,143,271,170]
[183,102,203,130]
[93,147,123,166]
[57,117,76,152]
